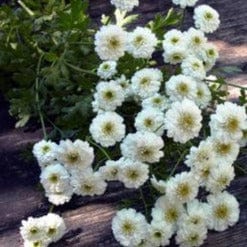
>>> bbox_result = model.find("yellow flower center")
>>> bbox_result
[165,208,179,223]
[102,122,114,135]
[176,182,191,199]
[178,113,195,130]
[214,204,229,219]
[177,83,189,95]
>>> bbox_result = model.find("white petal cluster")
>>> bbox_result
[20,213,66,247]
[165,75,197,102]
[97,60,117,79]
[185,28,207,53]
[209,102,247,141]
[165,99,202,143]
[118,159,149,188]
[112,208,148,247]
[194,82,212,109]
[98,159,121,181]
[90,112,126,147]
[110,0,139,12]
[134,108,165,136]
[114,75,133,98]
[95,25,127,61]
[131,68,163,99]
[127,27,158,59]
[121,131,164,163]
[194,5,220,33]
[172,0,199,8]
[150,175,166,194]
[92,81,125,112]
[33,140,58,168]
[142,93,169,111]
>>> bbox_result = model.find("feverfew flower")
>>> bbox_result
[89,112,126,147]
[142,93,169,111]
[194,5,220,33]
[163,29,185,50]
[112,208,148,247]
[176,226,207,247]
[185,28,207,53]
[134,108,165,136]
[95,25,127,60]
[114,75,132,98]
[166,172,199,203]
[163,46,188,65]
[97,61,117,79]
[98,159,121,181]
[56,139,94,172]
[165,74,197,102]
[40,163,71,194]
[205,164,235,193]
[207,191,240,231]
[32,140,58,168]
[46,186,73,206]
[172,0,199,8]
[121,132,164,163]
[164,99,202,143]
[181,56,206,80]
[93,81,125,112]
[71,169,107,196]
[118,159,149,189]
[110,0,139,12]
[131,68,163,99]
[148,220,173,247]
[209,102,247,141]
[194,82,212,109]
[42,213,66,243]
[127,27,158,59]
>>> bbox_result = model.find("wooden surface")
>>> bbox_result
[0,0,247,246]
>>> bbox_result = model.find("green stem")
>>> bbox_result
[205,79,247,90]
[169,149,188,177]
[49,204,55,213]
[139,188,148,218]
[35,54,47,140]
[234,164,247,174]
[65,62,97,76]
[87,137,111,160]
[17,0,35,16]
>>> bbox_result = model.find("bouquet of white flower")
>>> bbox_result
[20,0,247,246]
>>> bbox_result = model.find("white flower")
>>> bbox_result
[40,163,71,194]
[127,27,158,59]
[142,93,169,111]
[153,195,184,229]
[97,61,117,79]
[112,208,148,247]
[208,136,240,165]
[148,220,173,247]
[209,102,247,141]
[194,5,220,33]
[98,159,121,181]
[164,99,202,143]
[181,56,206,80]
[179,200,209,229]
[194,82,212,109]
[165,74,197,102]
[71,169,107,196]
[121,132,164,163]
[89,112,126,147]
[23,240,48,247]
[110,0,139,12]
[176,225,207,247]
[172,0,199,8]
[131,68,163,99]
[166,172,199,203]
[150,175,166,194]
[163,29,186,50]
[20,217,46,242]
[114,75,132,98]
[207,191,240,231]
[185,28,207,54]
[95,25,127,60]
[42,213,66,243]
[205,164,235,193]
[46,186,73,206]
[163,46,188,64]
[118,159,149,189]
[134,108,165,136]
[56,139,94,172]
[32,140,58,168]
[93,81,125,112]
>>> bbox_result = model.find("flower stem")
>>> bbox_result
[17,0,35,17]
[169,149,188,177]
[139,188,148,218]
[35,54,47,140]
[49,204,55,213]
[65,62,97,76]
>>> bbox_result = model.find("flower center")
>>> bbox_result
[172,53,183,61]
[154,231,162,238]
[102,64,110,70]
[33,242,42,247]
[176,182,191,199]
[171,37,179,44]
[216,143,231,155]
[30,227,38,235]
[204,12,213,20]
[178,113,195,130]
[193,36,201,45]
[49,174,59,183]
[189,233,199,243]
[140,77,151,86]
[214,204,229,219]
[108,36,120,49]
[67,152,80,164]
[102,122,115,135]
[144,118,154,128]
[139,147,153,157]
[48,227,57,236]
[153,97,162,104]
[192,62,201,70]
[42,145,51,154]
[122,221,135,235]
[165,208,179,223]
[82,183,93,192]
[134,35,145,46]
[177,83,189,95]
[127,169,139,181]
[225,117,239,133]
[103,90,115,100]
[197,89,204,98]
